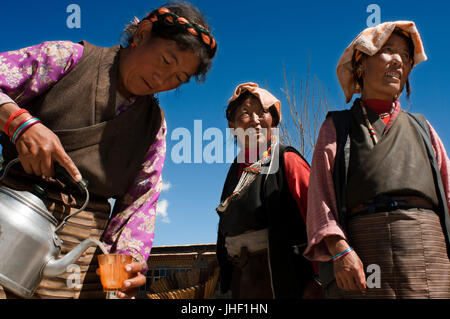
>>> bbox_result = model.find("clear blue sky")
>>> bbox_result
[1,0,449,246]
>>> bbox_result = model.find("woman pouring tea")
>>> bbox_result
[0,1,217,299]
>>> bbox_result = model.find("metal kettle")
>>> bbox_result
[0,158,100,298]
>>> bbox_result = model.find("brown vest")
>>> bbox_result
[1,41,164,199]
[346,104,439,209]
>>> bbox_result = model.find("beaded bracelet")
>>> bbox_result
[10,117,41,144]
[4,109,30,136]
[331,247,354,262]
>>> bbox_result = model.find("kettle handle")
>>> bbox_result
[1,158,88,194]
[0,158,21,182]
[0,158,90,233]
[54,186,90,233]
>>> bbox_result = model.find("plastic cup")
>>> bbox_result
[98,254,133,292]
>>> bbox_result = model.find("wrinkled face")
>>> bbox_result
[118,24,200,97]
[361,33,413,100]
[228,95,273,150]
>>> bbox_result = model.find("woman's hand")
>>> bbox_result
[333,250,366,291]
[0,102,81,182]
[324,236,366,291]
[95,261,146,299]
[15,122,82,182]
[116,261,147,299]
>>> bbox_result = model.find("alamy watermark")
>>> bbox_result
[170,121,280,174]
[66,4,81,29]
[366,4,381,27]
[366,264,381,288]
[66,264,82,289]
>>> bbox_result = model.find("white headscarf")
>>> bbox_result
[336,21,427,103]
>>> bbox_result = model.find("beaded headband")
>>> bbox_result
[145,7,217,58]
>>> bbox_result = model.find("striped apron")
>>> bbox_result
[325,208,450,299]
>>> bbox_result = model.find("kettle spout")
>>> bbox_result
[43,238,99,277]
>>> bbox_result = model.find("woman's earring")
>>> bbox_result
[130,38,140,48]
[357,66,364,78]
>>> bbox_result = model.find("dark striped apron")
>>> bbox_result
[325,208,450,299]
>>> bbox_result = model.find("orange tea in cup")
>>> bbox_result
[98,254,133,292]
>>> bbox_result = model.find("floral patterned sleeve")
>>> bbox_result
[101,119,167,272]
[0,41,83,107]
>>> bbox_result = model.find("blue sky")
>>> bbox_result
[1,0,449,246]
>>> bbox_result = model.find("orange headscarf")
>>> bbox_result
[337,21,427,103]
[228,82,282,125]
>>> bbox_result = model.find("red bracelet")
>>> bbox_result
[4,109,30,136]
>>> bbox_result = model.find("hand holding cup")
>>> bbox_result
[97,254,146,299]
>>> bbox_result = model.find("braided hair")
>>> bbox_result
[121,1,216,82]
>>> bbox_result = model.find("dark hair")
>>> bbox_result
[352,28,414,99]
[122,1,215,82]
[225,91,280,127]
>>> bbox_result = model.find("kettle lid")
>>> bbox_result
[0,186,58,225]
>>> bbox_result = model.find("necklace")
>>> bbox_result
[359,100,396,145]
[219,135,277,208]
[360,100,379,145]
